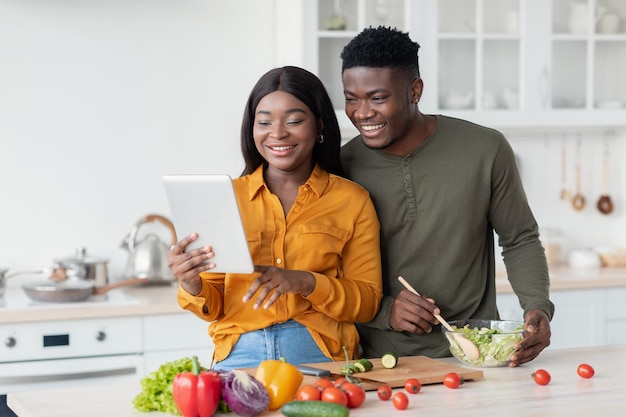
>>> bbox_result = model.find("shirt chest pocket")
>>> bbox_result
[297,224,350,276]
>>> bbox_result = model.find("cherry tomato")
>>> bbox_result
[341,381,365,409]
[443,372,462,389]
[532,369,552,385]
[392,391,409,410]
[296,384,321,401]
[321,386,348,406]
[314,378,335,390]
[333,377,347,387]
[377,384,392,401]
[404,378,422,394]
[577,363,595,379]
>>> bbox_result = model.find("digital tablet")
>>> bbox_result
[162,174,254,274]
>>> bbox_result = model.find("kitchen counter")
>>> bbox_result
[0,284,183,324]
[1,266,624,324]
[496,265,626,293]
[8,344,626,417]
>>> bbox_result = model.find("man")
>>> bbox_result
[340,26,554,367]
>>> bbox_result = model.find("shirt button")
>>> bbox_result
[405,174,410,180]
[408,202,414,209]
[294,207,301,212]
[276,258,282,265]
[406,188,412,194]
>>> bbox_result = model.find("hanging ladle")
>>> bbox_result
[596,141,614,215]
[572,140,586,211]
[398,276,480,361]
[560,140,571,201]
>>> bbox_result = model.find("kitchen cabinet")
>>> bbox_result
[606,287,626,344]
[497,286,623,349]
[299,0,626,131]
[142,313,214,373]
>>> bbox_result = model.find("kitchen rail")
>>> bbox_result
[8,345,626,417]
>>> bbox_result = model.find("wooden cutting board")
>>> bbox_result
[300,356,483,391]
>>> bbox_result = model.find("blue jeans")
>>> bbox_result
[214,320,331,371]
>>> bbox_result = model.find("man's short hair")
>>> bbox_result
[341,26,420,78]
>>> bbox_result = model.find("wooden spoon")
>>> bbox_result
[560,141,571,201]
[572,141,586,211]
[596,143,614,215]
[398,276,480,361]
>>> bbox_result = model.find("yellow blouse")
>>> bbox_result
[177,164,382,362]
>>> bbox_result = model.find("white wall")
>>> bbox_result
[1,0,625,282]
[0,0,277,278]
[506,128,626,263]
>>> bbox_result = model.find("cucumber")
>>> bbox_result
[281,400,349,417]
[380,352,398,369]
[353,362,366,372]
[357,358,374,371]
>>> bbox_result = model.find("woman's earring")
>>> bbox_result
[317,134,324,143]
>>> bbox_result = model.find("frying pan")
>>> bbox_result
[22,277,149,303]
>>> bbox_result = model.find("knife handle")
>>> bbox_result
[295,364,332,377]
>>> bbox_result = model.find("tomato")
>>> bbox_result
[341,381,365,409]
[404,378,421,394]
[392,392,409,410]
[377,384,392,401]
[577,363,595,379]
[314,378,335,390]
[296,384,321,401]
[443,372,462,389]
[333,377,347,387]
[321,386,348,406]
[532,369,552,385]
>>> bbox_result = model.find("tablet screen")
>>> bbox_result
[163,174,254,274]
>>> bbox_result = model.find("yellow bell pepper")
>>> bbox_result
[254,357,303,410]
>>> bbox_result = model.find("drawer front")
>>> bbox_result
[143,313,213,352]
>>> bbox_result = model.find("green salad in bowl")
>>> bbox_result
[443,319,524,367]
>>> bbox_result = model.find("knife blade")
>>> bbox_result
[295,365,386,387]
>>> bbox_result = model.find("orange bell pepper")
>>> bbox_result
[254,357,303,410]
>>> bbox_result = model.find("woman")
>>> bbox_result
[168,66,382,370]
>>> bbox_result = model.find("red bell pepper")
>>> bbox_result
[172,356,221,417]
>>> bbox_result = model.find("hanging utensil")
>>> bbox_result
[560,139,571,201]
[596,140,614,215]
[572,139,586,211]
[398,276,480,361]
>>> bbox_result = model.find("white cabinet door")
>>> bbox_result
[142,313,214,374]
[606,287,626,345]
[549,288,605,350]
[498,288,609,349]
[497,292,525,322]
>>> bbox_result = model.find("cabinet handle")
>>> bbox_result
[0,366,137,384]
[540,67,550,109]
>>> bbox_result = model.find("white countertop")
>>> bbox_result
[0,284,183,324]
[1,266,625,324]
[8,344,626,417]
[496,265,626,293]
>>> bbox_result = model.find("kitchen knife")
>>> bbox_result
[295,364,386,387]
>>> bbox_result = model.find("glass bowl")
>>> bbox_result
[442,319,524,367]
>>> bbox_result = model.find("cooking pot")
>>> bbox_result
[121,214,177,284]
[54,246,109,286]
[22,277,149,303]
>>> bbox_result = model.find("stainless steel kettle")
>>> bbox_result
[121,214,178,283]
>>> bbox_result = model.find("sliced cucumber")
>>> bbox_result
[281,400,349,417]
[353,362,366,372]
[380,352,398,369]
[357,358,374,371]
